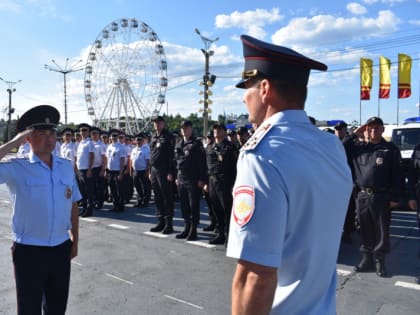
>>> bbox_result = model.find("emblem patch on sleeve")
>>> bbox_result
[233,185,255,227]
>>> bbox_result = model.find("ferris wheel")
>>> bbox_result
[84,18,168,134]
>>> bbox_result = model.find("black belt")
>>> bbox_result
[359,187,388,195]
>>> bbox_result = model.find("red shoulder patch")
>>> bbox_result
[232,185,255,227]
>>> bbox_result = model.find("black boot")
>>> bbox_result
[209,226,225,245]
[186,223,198,241]
[203,221,216,232]
[176,222,191,239]
[375,257,387,277]
[150,216,165,232]
[354,253,374,272]
[162,216,174,234]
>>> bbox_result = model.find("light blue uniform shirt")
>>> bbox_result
[130,145,150,171]
[106,142,126,171]
[0,152,81,246]
[226,110,353,315]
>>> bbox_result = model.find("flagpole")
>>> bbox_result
[359,99,362,125]
[378,98,380,117]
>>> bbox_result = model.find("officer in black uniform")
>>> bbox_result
[335,121,357,243]
[236,126,250,148]
[408,144,420,257]
[204,124,238,244]
[149,116,176,234]
[344,117,403,276]
[174,120,207,240]
[202,131,216,232]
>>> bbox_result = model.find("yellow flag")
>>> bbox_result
[360,58,373,100]
[398,53,411,98]
[379,56,391,98]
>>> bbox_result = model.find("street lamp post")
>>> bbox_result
[0,77,22,141]
[195,28,218,137]
[44,58,84,125]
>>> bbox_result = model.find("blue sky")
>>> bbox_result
[0,0,419,127]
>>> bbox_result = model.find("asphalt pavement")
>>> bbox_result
[0,183,419,315]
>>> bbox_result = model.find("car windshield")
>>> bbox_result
[392,128,420,150]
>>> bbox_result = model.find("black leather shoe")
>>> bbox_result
[375,258,387,277]
[150,217,165,232]
[203,223,216,232]
[209,235,226,245]
[354,254,374,272]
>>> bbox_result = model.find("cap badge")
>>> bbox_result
[45,117,50,123]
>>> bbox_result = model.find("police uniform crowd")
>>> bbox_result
[17,113,420,266]
[3,34,420,315]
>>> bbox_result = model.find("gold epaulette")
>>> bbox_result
[241,123,273,151]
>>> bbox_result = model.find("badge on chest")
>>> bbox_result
[65,187,72,199]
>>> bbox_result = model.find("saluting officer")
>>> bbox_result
[344,117,404,276]
[0,105,81,314]
[105,129,127,212]
[75,123,95,217]
[204,124,238,244]
[149,116,176,233]
[174,120,207,240]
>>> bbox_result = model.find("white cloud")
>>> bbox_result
[362,0,378,4]
[215,8,283,38]
[409,19,420,26]
[0,0,21,13]
[346,2,368,15]
[363,0,405,4]
[271,10,400,48]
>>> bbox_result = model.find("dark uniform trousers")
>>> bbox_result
[92,166,105,208]
[150,166,174,217]
[178,176,201,225]
[78,169,94,211]
[107,171,125,211]
[356,190,390,258]
[343,187,357,235]
[416,183,420,237]
[133,169,151,204]
[12,240,72,315]
[208,174,233,233]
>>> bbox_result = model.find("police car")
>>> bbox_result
[391,117,420,210]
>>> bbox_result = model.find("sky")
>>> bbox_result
[0,0,419,127]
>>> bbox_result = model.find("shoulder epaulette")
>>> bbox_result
[241,122,273,151]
